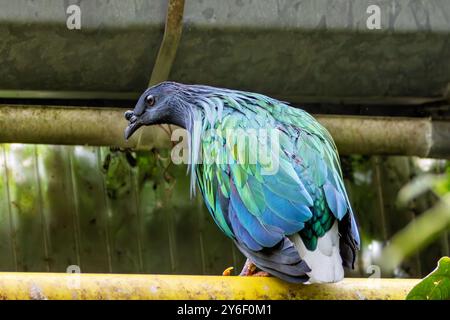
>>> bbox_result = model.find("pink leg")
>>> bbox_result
[239,259,270,277]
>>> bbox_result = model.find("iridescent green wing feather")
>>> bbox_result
[195,91,359,252]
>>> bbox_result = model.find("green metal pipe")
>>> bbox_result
[0,104,449,157]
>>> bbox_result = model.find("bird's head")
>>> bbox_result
[124,81,188,140]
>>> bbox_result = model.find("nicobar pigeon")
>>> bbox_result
[124,82,360,283]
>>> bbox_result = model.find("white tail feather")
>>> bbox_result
[289,221,344,283]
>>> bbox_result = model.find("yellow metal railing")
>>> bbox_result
[0,273,419,300]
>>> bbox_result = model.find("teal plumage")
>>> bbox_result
[124,82,360,283]
[189,87,358,248]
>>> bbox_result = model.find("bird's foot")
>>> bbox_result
[239,259,270,277]
[239,259,257,276]
[222,266,234,276]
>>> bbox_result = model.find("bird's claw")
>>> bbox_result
[238,260,271,277]
[239,259,257,276]
[222,266,234,276]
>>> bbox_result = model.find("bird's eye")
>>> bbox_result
[145,95,155,106]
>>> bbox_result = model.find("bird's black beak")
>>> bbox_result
[124,110,142,140]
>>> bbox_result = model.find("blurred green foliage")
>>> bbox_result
[435,166,450,196]
[401,166,450,300]
[0,144,448,279]
[381,161,450,283]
